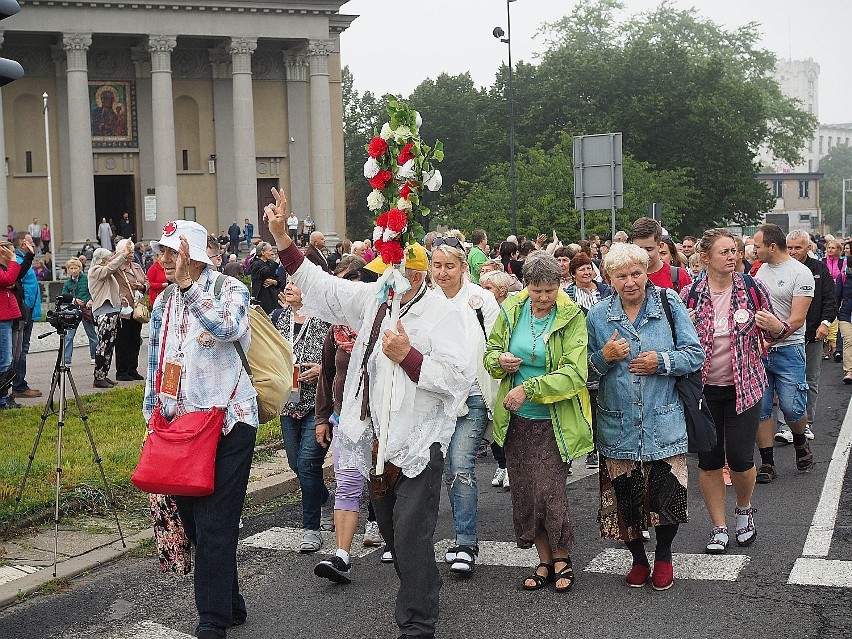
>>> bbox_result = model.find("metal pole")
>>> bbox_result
[610,133,617,243]
[43,92,57,281]
[506,0,517,237]
[843,179,847,239]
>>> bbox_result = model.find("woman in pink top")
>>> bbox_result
[682,229,780,555]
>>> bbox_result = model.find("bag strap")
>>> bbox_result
[670,265,680,290]
[212,273,253,378]
[357,302,389,420]
[685,281,700,310]
[741,273,762,312]
[659,288,678,349]
[475,307,487,338]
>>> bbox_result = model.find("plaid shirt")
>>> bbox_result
[681,273,774,414]
[143,268,258,434]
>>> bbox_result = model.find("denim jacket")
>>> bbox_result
[586,283,705,461]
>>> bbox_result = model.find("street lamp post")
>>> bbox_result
[494,0,518,237]
[43,92,57,281]
[843,178,852,239]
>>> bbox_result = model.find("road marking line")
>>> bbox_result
[241,526,379,558]
[800,395,852,558]
[107,621,193,639]
[434,539,539,567]
[584,548,749,581]
[788,557,852,588]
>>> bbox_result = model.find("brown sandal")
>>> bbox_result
[795,442,814,471]
[522,562,553,591]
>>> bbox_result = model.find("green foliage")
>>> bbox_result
[818,145,852,232]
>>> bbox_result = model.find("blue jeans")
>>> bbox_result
[12,316,33,393]
[174,422,256,634]
[0,320,13,406]
[280,413,329,531]
[759,343,809,422]
[64,320,98,363]
[444,394,488,547]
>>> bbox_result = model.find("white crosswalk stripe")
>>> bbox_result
[584,547,750,581]
[434,539,538,567]
[0,564,40,585]
[241,526,379,558]
[92,621,193,639]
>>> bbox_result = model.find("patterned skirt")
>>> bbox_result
[504,414,575,552]
[598,455,689,542]
[150,493,192,575]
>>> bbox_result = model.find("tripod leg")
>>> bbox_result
[65,368,126,548]
[3,365,63,540]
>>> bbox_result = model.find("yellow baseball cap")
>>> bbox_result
[364,242,429,274]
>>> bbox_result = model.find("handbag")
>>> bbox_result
[659,289,717,453]
[131,292,235,496]
[121,268,151,324]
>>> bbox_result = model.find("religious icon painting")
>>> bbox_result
[89,80,138,148]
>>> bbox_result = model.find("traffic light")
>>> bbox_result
[0,0,24,86]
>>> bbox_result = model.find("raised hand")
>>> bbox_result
[264,187,291,248]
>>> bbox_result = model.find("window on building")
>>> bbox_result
[799,180,810,198]
[182,149,189,171]
[800,213,811,223]
[820,136,824,154]
[772,180,783,198]
[808,103,813,113]
[808,138,813,152]
[829,136,833,149]
[809,159,813,172]
[846,137,850,146]
[25,151,32,173]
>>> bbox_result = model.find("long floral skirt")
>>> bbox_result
[504,414,575,552]
[150,493,192,575]
[598,455,689,542]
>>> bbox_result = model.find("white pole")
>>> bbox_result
[43,92,57,281]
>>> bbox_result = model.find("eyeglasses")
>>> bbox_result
[433,236,463,249]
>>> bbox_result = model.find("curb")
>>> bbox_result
[0,458,334,609]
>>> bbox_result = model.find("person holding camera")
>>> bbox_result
[0,240,31,410]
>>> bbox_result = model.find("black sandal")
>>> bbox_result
[522,562,553,591]
[553,557,575,593]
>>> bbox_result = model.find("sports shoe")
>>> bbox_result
[502,469,510,491]
[90,358,96,365]
[651,560,674,590]
[774,428,793,445]
[320,490,335,531]
[845,373,852,385]
[445,545,460,564]
[314,555,351,584]
[804,425,815,440]
[299,530,323,553]
[835,351,843,363]
[449,545,478,575]
[586,451,599,469]
[625,564,651,588]
[756,463,777,484]
[380,546,394,563]
[491,468,507,487]
[363,520,383,547]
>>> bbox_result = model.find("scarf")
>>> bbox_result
[333,324,358,353]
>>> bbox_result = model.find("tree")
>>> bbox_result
[520,0,816,237]
[342,66,389,240]
[819,145,852,233]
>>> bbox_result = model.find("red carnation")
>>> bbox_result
[376,213,389,228]
[369,170,393,190]
[387,209,408,233]
[397,142,416,165]
[380,240,404,264]
[399,182,414,199]
[368,137,389,159]
[374,237,384,253]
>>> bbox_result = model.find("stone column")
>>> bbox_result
[284,50,311,217]
[306,40,335,237]
[230,37,257,225]
[148,36,178,226]
[0,37,8,232]
[63,33,95,246]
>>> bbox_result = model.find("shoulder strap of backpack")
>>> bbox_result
[670,265,679,289]
[741,273,762,312]
[685,281,700,310]
[475,307,486,338]
[213,272,252,377]
[659,288,678,348]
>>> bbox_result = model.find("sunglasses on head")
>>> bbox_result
[433,236,463,249]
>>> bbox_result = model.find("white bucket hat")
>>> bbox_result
[151,220,213,266]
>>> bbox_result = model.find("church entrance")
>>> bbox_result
[93,175,136,241]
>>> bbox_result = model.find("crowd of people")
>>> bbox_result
[8,196,850,638]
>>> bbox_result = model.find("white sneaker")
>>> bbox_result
[804,425,815,440]
[774,428,794,445]
[363,520,383,547]
[491,468,506,487]
[381,546,394,563]
[90,358,96,365]
[320,490,335,531]
[502,469,510,491]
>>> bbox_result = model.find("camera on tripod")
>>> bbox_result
[46,294,83,332]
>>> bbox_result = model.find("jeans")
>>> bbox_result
[63,320,98,363]
[759,343,808,422]
[372,442,444,638]
[280,413,329,530]
[804,340,823,425]
[0,320,12,406]
[444,395,488,547]
[11,315,33,393]
[174,422,256,633]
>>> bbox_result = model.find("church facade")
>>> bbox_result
[0,0,355,248]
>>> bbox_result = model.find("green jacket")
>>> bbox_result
[483,289,594,462]
[61,273,92,304]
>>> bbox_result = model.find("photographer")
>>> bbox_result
[0,240,31,410]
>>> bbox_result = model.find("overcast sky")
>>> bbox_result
[339,0,851,125]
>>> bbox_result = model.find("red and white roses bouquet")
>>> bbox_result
[364,97,444,265]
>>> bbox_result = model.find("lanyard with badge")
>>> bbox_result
[159,292,186,399]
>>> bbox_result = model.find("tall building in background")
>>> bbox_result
[0,0,356,252]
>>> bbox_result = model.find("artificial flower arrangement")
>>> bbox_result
[364,96,444,265]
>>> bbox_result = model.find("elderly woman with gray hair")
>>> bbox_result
[586,242,705,590]
[87,242,131,387]
[484,252,593,593]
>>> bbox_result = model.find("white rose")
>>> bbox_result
[363,157,380,179]
[397,159,416,179]
[380,122,393,140]
[393,125,412,143]
[367,189,385,211]
[423,169,443,192]
[414,111,423,132]
[397,197,412,212]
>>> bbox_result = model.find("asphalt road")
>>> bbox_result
[2,361,852,639]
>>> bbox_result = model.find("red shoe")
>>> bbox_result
[625,564,651,588]
[651,560,674,590]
